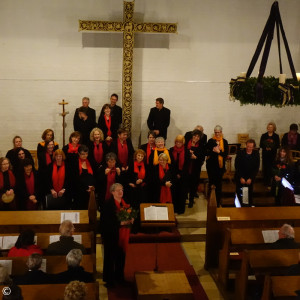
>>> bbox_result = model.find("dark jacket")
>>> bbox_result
[147,106,171,140]
[73,106,96,130]
[14,270,54,285]
[269,238,300,249]
[46,236,86,255]
[235,149,260,181]
[55,266,94,283]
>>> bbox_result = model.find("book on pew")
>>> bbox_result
[61,212,80,223]
[262,230,279,243]
[144,206,168,220]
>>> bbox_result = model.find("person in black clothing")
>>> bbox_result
[109,93,122,128]
[184,125,207,146]
[269,224,300,249]
[140,130,156,166]
[37,129,59,157]
[47,220,86,255]
[55,249,94,283]
[73,97,96,130]
[259,122,280,186]
[147,97,171,140]
[235,139,260,207]
[74,106,96,145]
[14,254,54,285]
[281,123,300,150]
[206,125,229,207]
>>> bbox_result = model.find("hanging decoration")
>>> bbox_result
[229,1,300,106]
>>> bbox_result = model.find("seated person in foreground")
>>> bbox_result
[8,229,42,257]
[269,224,300,249]
[46,220,86,255]
[55,249,94,283]
[286,251,300,275]
[64,280,87,300]
[14,253,54,285]
[0,264,23,300]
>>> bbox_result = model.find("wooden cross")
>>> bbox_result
[58,99,69,146]
[79,0,177,135]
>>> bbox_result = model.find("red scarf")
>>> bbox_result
[46,152,52,165]
[117,139,128,167]
[146,143,153,164]
[172,146,185,171]
[52,162,65,193]
[68,143,80,153]
[187,139,199,150]
[104,116,112,137]
[0,170,16,190]
[105,168,116,200]
[25,171,35,195]
[159,164,172,203]
[93,142,103,164]
[79,158,93,175]
[134,161,145,180]
[115,198,130,252]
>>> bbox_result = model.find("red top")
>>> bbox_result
[8,244,43,257]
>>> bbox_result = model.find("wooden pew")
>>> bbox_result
[0,254,96,276]
[261,275,300,299]
[218,227,300,288]
[0,232,95,254]
[235,249,299,300]
[0,282,99,300]
[205,186,300,269]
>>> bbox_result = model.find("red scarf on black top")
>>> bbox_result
[158,164,172,203]
[93,142,103,164]
[46,152,52,165]
[25,172,35,195]
[117,139,128,167]
[134,161,145,180]
[0,170,15,190]
[52,162,65,193]
[172,146,185,171]
[79,159,93,175]
[115,198,130,252]
[68,143,80,154]
[187,139,199,150]
[104,116,112,137]
[105,168,116,200]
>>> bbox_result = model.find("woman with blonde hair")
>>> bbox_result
[259,122,280,187]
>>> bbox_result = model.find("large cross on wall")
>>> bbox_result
[79,0,177,135]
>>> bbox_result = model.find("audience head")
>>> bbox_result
[278,224,295,239]
[155,137,165,149]
[174,135,185,147]
[81,97,90,107]
[101,104,111,116]
[15,230,35,249]
[53,149,66,162]
[69,131,81,144]
[134,149,146,162]
[0,158,12,172]
[155,97,164,108]
[267,122,276,132]
[41,129,54,142]
[90,128,104,142]
[26,253,43,271]
[2,284,23,300]
[289,123,298,133]
[110,93,118,107]
[59,220,75,237]
[0,264,12,285]
[12,136,22,149]
[66,249,83,268]
[64,281,87,300]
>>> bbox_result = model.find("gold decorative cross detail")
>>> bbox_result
[79,0,177,135]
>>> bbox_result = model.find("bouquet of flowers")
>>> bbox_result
[117,207,139,226]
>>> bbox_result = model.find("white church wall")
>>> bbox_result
[0,0,299,157]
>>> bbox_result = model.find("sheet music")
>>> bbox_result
[2,236,18,249]
[242,187,249,205]
[0,260,12,275]
[144,206,168,221]
[262,230,279,243]
[40,259,47,272]
[61,212,80,224]
[49,235,82,244]
[0,237,3,249]
[295,194,300,204]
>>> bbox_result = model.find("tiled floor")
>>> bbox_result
[96,193,223,299]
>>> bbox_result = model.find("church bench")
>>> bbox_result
[205,186,300,269]
[218,227,300,288]
[0,254,96,276]
[0,231,95,254]
[235,249,299,300]
[0,282,99,300]
[261,275,300,299]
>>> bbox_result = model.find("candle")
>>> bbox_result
[240,72,246,78]
[296,73,300,82]
[279,74,286,84]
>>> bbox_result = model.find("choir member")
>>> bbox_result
[140,130,156,166]
[259,122,280,186]
[0,157,17,210]
[152,137,171,166]
[37,129,59,155]
[12,147,34,176]
[16,158,41,210]
[169,135,189,213]
[206,125,228,207]
[73,96,96,130]
[281,123,300,150]
[62,131,81,168]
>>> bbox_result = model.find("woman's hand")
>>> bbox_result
[213,146,220,153]
[136,179,143,185]
[58,189,65,197]
[29,195,37,203]
[116,168,121,176]
[165,181,172,188]
[51,189,58,198]
[6,189,14,196]
[105,168,111,175]
[129,183,135,188]
[240,178,246,184]
[275,175,281,182]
